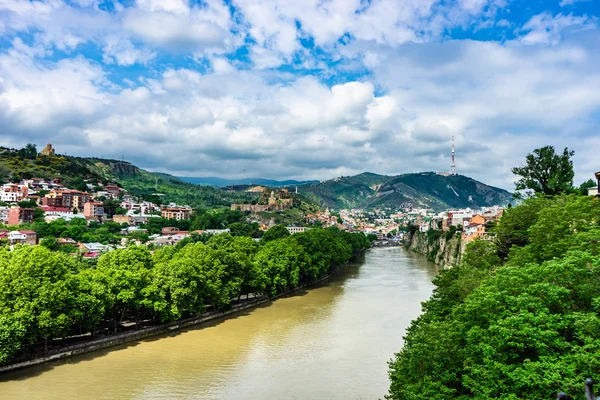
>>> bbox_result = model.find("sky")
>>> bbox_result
[1,0,599,189]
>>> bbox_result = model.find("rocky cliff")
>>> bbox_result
[406,230,465,268]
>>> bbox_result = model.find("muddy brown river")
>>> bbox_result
[0,247,437,400]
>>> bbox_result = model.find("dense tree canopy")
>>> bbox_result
[0,228,369,365]
[388,194,600,400]
[512,146,575,196]
[261,224,291,243]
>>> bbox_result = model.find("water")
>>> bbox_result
[0,247,437,400]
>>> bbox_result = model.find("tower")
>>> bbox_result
[450,134,456,176]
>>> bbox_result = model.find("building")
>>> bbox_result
[0,183,30,203]
[7,230,37,245]
[113,215,132,225]
[231,190,294,212]
[43,190,90,211]
[103,184,124,199]
[40,143,56,156]
[7,207,35,225]
[205,229,231,235]
[161,206,192,220]
[83,201,104,219]
[40,206,74,220]
[286,226,311,234]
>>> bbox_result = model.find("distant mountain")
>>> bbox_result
[178,176,318,187]
[301,172,511,210]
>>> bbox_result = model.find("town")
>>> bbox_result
[0,159,508,256]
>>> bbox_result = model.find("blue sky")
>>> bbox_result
[1,0,599,189]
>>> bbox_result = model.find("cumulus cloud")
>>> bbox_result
[1,0,600,189]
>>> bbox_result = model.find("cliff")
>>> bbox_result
[406,230,465,268]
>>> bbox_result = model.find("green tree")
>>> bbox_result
[40,236,59,251]
[261,225,290,243]
[577,178,596,195]
[96,247,153,332]
[254,239,308,296]
[0,246,78,355]
[512,146,575,196]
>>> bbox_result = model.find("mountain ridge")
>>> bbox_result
[301,171,511,211]
[0,146,510,211]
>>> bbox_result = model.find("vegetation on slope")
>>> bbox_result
[0,146,260,209]
[388,147,599,399]
[303,171,511,210]
[302,172,388,209]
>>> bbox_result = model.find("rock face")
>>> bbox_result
[406,230,465,268]
[105,161,140,177]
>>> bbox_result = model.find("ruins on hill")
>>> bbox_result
[40,143,56,156]
[231,190,293,212]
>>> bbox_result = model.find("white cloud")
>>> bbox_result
[231,0,509,68]
[102,38,156,66]
[518,12,596,45]
[559,0,589,7]
[1,0,600,189]
[0,0,238,63]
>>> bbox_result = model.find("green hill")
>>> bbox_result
[0,147,258,209]
[302,172,511,210]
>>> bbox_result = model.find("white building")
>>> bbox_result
[205,229,231,235]
[286,226,311,234]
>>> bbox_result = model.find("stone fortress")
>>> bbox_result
[231,187,294,212]
[40,143,56,156]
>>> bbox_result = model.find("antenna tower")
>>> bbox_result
[450,134,456,176]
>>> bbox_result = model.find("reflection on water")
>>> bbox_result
[0,247,437,400]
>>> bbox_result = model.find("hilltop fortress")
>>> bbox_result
[231,188,293,212]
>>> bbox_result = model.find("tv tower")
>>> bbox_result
[450,134,456,176]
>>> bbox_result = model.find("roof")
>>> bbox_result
[41,206,72,212]
[17,230,37,235]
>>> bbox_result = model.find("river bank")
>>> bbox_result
[405,230,465,267]
[0,256,357,374]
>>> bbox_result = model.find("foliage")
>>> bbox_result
[0,226,368,365]
[261,224,291,243]
[512,146,575,196]
[303,172,511,211]
[578,178,596,195]
[387,194,600,400]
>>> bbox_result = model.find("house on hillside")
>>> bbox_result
[6,230,37,245]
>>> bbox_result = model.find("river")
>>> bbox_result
[0,247,437,400]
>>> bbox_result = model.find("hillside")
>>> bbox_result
[0,147,258,209]
[302,172,511,210]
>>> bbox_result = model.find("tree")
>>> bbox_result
[254,239,308,296]
[17,143,37,159]
[387,194,600,400]
[577,178,596,195]
[40,236,59,251]
[96,247,153,332]
[261,225,290,243]
[512,146,575,196]
[0,246,78,356]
